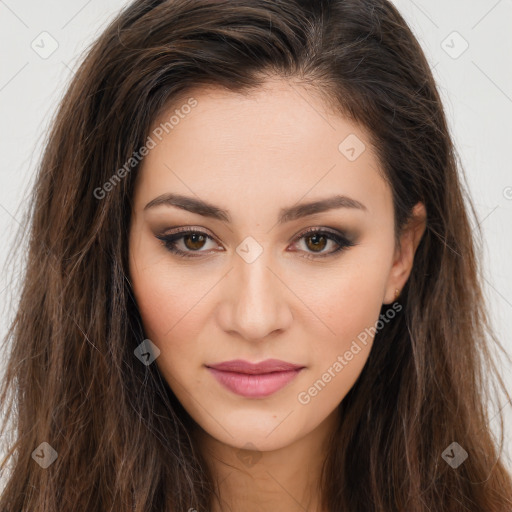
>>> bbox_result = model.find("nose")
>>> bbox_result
[216,251,293,342]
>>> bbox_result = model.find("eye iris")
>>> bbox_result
[184,233,207,250]
[305,233,327,252]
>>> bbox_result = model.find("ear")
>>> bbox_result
[383,202,427,304]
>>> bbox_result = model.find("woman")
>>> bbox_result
[1,0,511,510]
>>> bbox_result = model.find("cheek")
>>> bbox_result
[129,270,201,395]
[289,255,389,405]
[291,256,389,348]
[129,231,205,337]
[329,273,384,343]
[128,246,215,384]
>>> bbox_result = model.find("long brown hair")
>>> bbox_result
[1,0,511,510]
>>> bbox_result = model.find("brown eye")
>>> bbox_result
[289,228,356,260]
[156,229,220,258]
[304,233,328,252]
[183,233,208,251]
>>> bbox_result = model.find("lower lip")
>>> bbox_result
[207,367,304,398]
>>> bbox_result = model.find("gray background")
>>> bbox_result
[1,0,511,475]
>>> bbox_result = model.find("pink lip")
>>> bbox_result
[206,359,305,398]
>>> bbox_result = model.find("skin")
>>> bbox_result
[128,78,426,512]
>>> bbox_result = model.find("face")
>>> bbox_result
[128,78,416,452]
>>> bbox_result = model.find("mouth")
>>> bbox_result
[205,359,305,398]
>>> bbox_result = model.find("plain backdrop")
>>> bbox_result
[1,0,511,476]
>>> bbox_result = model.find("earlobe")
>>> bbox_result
[383,202,427,304]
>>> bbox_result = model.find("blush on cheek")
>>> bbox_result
[131,277,174,341]
[316,305,377,404]
[130,253,186,334]
[314,284,384,353]
[134,281,208,361]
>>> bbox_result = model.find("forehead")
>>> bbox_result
[134,79,391,221]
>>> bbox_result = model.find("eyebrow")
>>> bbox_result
[144,193,367,224]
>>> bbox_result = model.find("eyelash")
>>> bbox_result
[156,226,355,260]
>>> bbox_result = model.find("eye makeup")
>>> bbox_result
[155,225,357,261]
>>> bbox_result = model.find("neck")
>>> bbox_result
[194,409,338,512]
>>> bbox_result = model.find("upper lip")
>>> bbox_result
[206,359,304,374]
